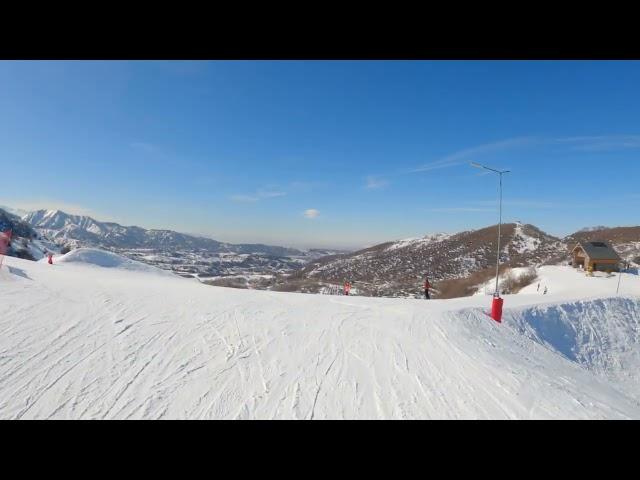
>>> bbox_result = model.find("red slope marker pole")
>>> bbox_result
[491,295,503,323]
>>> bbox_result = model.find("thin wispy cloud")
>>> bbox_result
[231,182,323,203]
[289,181,328,191]
[428,199,569,214]
[427,207,495,213]
[471,198,613,210]
[407,134,640,177]
[472,200,558,209]
[555,135,640,151]
[230,187,287,203]
[408,137,537,174]
[259,191,287,199]
[230,194,260,203]
[364,175,389,190]
[303,209,320,219]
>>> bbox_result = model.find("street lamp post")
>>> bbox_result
[471,162,510,322]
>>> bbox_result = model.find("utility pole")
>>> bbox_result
[471,162,510,323]
[471,162,510,297]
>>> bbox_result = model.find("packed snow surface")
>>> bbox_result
[1,253,639,419]
[475,265,639,298]
[50,248,174,276]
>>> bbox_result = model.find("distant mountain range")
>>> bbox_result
[23,209,304,256]
[3,205,638,298]
[9,208,346,278]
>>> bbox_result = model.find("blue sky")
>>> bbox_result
[1,60,639,249]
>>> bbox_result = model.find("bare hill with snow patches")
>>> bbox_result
[290,222,565,297]
[284,222,638,298]
[1,251,639,419]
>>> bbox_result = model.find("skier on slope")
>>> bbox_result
[0,229,11,268]
[424,276,431,299]
[0,231,9,252]
[344,281,351,296]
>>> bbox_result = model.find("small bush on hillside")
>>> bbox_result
[205,277,249,289]
[272,278,325,293]
[271,282,302,292]
[435,266,511,299]
[541,254,570,266]
[501,267,537,294]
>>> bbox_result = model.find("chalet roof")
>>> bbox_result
[573,240,621,261]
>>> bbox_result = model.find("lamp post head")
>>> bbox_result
[470,162,510,175]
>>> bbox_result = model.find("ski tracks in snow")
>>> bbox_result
[2,257,639,419]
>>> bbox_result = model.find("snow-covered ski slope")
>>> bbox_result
[50,248,174,276]
[1,251,640,419]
